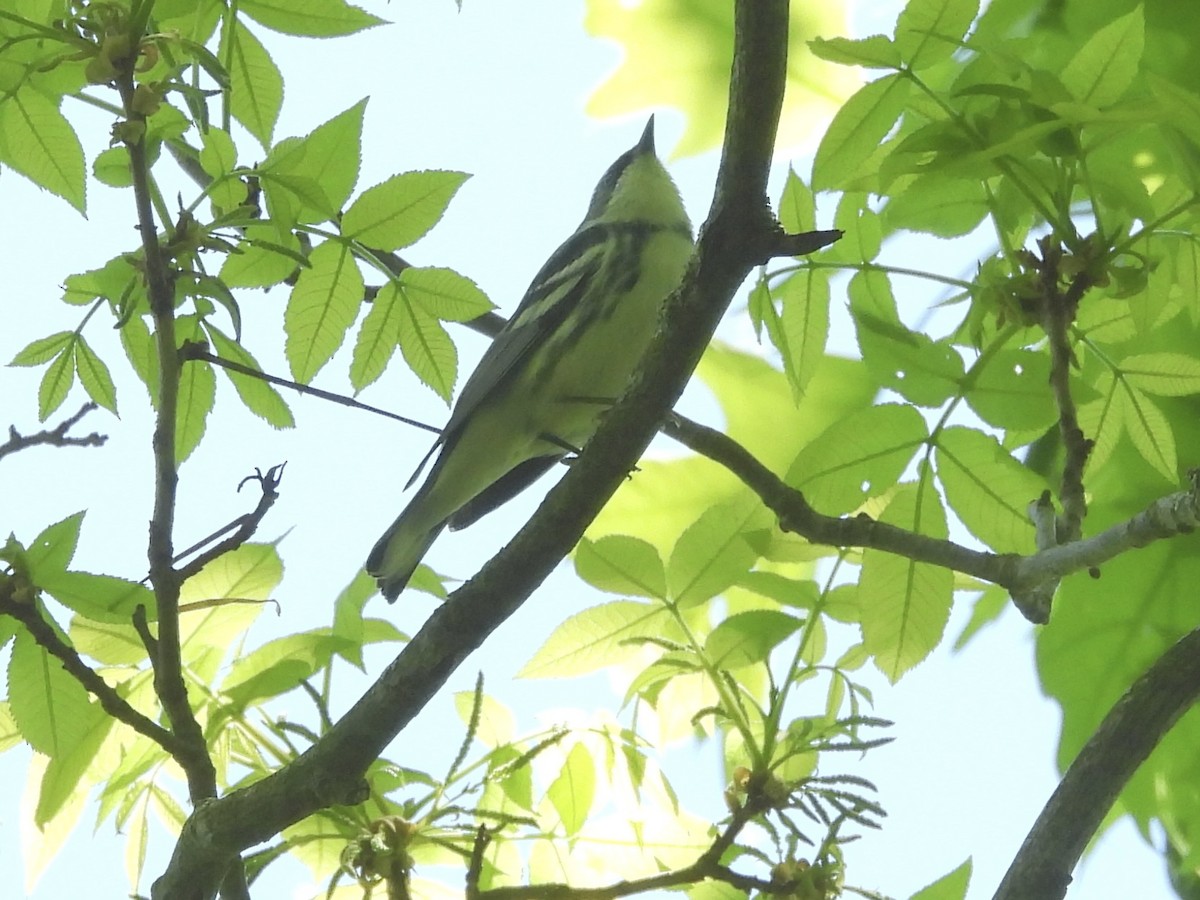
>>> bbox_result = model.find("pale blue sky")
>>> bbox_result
[0,1,1173,898]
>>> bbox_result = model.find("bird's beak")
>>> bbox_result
[637,116,656,155]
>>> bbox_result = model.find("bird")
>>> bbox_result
[366,117,694,601]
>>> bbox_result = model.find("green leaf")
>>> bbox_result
[908,858,972,900]
[62,255,141,307]
[258,171,333,230]
[1060,6,1143,107]
[703,610,803,669]
[38,346,76,421]
[221,630,352,706]
[547,743,595,836]
[965,349,1058,432]
[400,266,493,322]
[240,0,386,36]
[121,788,149,889]
[71,618,151,666]
[120,316,160,405]
[787,403,927,515]
[849,270,965,406]
[776,267,830,402]
[35,700,111,825]
[0,87,85,211]
[398,300,456,401]
[175,319,216,463]
[73,336,118,414]
[333,571,402,669]
[883,174,989,237]
[205,326,295,428]
[667,499,761,608]
[1119,384,1176,480]
[10,331,73,367]
[894,0,979,71]
[1073,372,1119,476]
[830,192,883,262]
[935,427,1045,553]
[25,512,84,577]
[812,73,911,191]
[262,98,366,223]
[808,34,901,69]
[199,126,238,179]
[284,240,365,383]
[37,572,156,623]
[350,280,403,392]
[519,600,673,679]
[1121,352,1200,397]
[859,474,954,683]
[7,630,95,757]
[574,535,667,599]
[453,690,514,748]
[219,224,303,288]
[953,586,1008,650]
[342,171,470,250]
[225,19,283,146]
[0,703,20,753]
[778,167,816,234]
[92,146,132,187]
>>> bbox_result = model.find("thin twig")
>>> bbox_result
[174,464,286,582]
[180,342,440,435]
[0,402,107,462]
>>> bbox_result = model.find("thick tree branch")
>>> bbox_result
[0,402,107,462]
[663,414,1200,624]
[151,3,805,897]
[992,624,1200,900]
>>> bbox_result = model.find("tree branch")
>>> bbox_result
[0,591,189,756]
[476,804,775,899]
[0,402,107,462]
[992,623,1200,900]
[115,68,218,806]
[173,463,287,583]
[1034,236,1093,544]
[151,3,804,897]
[662,413,1200,624]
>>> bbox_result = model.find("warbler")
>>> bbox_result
[367,117,693,601]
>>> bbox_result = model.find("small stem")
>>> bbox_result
[0,403,106,462]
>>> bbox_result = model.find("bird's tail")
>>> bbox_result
[366,511,446,602]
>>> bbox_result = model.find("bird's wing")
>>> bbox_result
[439,222,611,445]
[446,454,561,530]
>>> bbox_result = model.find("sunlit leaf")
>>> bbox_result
[574,535,667,599]
[520,600,674,679]
[284,240,365,383]
[860,473,954,683]
[342,172,470,251]
[546,743,595,836]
